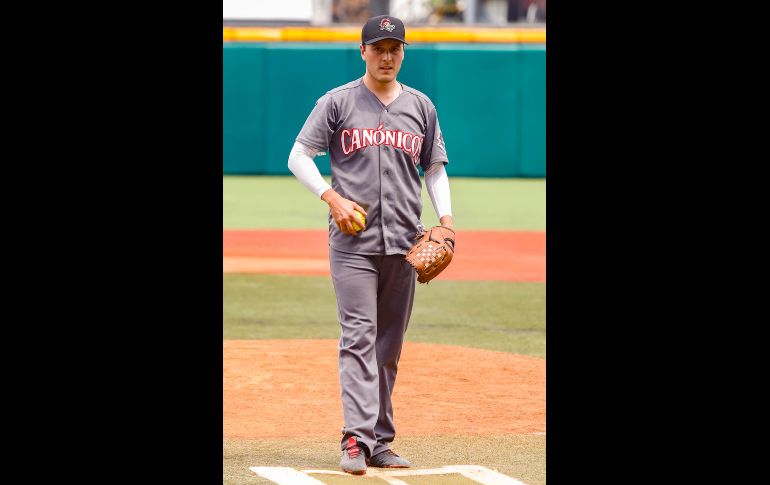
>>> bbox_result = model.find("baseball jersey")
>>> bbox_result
[296,77,448,256]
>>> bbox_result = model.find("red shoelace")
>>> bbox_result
[346,437,361,458]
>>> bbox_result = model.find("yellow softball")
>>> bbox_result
[352,211,365,232]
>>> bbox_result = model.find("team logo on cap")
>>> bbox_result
[379,18,396,32]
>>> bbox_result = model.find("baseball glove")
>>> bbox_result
[405,226,456,284]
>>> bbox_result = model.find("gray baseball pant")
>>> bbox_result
[330,247,416,457]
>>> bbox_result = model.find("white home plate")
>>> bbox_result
[251,465,529,484]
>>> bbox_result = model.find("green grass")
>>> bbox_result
[224,434,545,485]
[223,176,545,230]
[224,274,545,358]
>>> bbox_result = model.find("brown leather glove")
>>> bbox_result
[405,226,456,284]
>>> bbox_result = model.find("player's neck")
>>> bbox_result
[362,73,401,97]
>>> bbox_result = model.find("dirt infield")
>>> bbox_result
[223,230,545,281]
[224,339,545,440]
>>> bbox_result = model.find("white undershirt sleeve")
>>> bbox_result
[424,162,453,219]
[288,141,333,199]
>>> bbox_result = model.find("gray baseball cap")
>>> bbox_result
[361,15,409,45]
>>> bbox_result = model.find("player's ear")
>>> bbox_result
[360,44,366,60]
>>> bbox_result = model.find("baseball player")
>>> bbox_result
[287,14,454,475]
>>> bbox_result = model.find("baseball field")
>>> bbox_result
[223,175,546,484]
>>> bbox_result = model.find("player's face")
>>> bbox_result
[361,39,404,84]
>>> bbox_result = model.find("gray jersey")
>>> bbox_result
[296,77,448,255]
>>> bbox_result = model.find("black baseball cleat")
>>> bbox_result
[366,449,412,468]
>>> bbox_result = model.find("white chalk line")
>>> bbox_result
[249,467,325,484]
[304,469,409,484]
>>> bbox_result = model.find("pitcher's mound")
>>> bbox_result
[224,340,545,439]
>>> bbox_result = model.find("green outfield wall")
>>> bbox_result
[223,43,545,177]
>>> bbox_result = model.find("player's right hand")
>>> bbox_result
[322,190,367,236]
